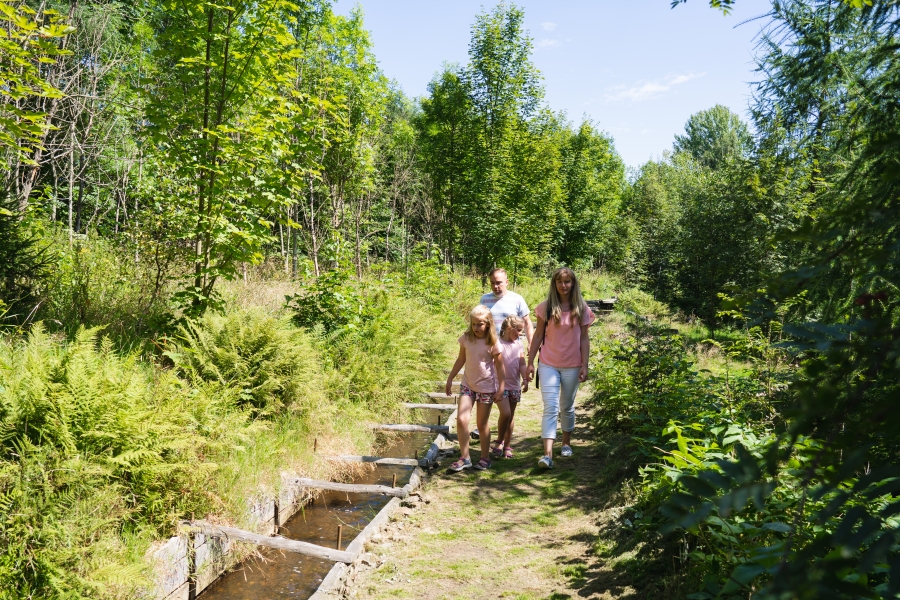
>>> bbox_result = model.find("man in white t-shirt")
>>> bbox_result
[480,268,534,346]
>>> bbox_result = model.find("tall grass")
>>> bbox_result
[37,233,179,349]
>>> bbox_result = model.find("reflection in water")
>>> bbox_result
[199,419,439,599]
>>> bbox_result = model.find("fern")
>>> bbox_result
[0,325,251,598]
[167,308,327,417]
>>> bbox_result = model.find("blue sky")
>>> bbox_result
[332,0,773,170]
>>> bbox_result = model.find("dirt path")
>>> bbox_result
[341,386,648,600]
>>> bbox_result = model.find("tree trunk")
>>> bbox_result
[67,125,75,244]
[74,154,84,234]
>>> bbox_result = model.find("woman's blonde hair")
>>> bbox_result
[499,315,525,339]
[545,267,586,326]
[465,305,498,346]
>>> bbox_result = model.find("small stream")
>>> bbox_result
[199,408,444,599]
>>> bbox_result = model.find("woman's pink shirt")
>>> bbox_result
[500,338,524,391]
[458,334,502,393]
[535,301,596,368]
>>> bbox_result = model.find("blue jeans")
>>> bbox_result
[538,363,581,440]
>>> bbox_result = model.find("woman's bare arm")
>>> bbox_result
[526,316,546,381]
[579,324,590,382]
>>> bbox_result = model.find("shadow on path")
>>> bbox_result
[434,405,691,599]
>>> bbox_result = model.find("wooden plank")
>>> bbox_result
[312,445,436,598]
[344,497,402,557]
[161,581,189,600]
[324,455,424,467]
[151,536,190,599]
[423,392,456,400]
[289,477,409,498]
[185,522,355,563]
[401,467,424,496]
[586,298,617,312]
[402,403,456,410]
[308,562,348,600]
[374,424,449,433]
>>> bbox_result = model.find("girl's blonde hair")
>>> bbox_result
[500,315,525,339]
[466,305,498,346]
[545,267,586,326]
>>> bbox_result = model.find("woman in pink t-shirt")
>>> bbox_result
[526,268,595,469]
[445,305,506,472]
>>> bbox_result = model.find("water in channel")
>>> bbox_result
[199,408,444,599]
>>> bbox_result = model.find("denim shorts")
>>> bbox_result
[460,383,495,405]
[503,389,522,403]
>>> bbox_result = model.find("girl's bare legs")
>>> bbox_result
[457,394,475,460]
[476,401,493,459]
[493,397,512,449]
[502,402,518,449]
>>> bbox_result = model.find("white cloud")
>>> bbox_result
[542,21,557,31]
[604,72,705,103]
[537,38,561,49]
[669,73,702,85]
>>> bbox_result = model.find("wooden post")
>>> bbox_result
[414,450,418,460]
[391,473,397,488]
[336,525,343,550]
[314,438,318,452]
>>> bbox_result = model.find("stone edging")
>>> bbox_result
[308,406,457,599]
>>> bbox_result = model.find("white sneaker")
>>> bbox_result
[561,445,573,457]
[538,455,553,469]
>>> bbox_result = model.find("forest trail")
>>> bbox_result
[342,387,640,600]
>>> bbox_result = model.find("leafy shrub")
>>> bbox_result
[285,267,365,333]
[399,243,454,306]
[324,288,456,410]
[616,287,671,320]
[167,308,326,417]
[600,312,900,598]
[589,316,801,598]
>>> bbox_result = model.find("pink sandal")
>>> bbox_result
[503,447,514,459]
[473,458,491,471]
[449,458,472,472]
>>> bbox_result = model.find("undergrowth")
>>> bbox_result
[0,258,460,599]
[586,312,786,596]
[588,309,900,598]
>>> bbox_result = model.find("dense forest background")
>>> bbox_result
[1,0,900,598]
[0,0,782,330]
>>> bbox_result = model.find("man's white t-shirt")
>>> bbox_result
[480,290,530,334]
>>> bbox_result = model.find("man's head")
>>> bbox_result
[489,268,508,297]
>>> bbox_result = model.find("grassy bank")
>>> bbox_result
[0,252,463,598]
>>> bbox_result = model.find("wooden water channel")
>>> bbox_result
[152,386,459,600]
